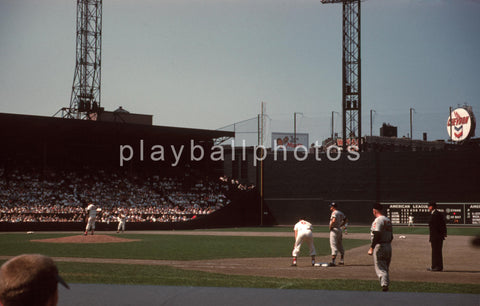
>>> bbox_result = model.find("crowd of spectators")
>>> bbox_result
[0,168,251,224]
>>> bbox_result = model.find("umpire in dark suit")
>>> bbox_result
[427,202,447,271]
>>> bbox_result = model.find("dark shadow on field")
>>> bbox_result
[442,270,480,274]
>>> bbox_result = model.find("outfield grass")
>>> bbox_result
[0,233,368,260]
[208,226,480,236]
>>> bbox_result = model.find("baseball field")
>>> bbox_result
[0,226,479,294]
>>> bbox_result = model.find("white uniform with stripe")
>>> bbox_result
[329,210,346,256]
[85,204,97,231]
[292,220,316,257]
[370,215,393,287]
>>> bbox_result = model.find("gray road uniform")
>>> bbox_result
[370,215,393,288]
[329,210,346,257]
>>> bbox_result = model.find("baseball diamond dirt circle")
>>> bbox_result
[27,231,480,285]
[31,234,140,244]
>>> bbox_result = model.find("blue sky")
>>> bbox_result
[0,0,479,145]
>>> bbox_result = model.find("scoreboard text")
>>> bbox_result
[383,203,480,225]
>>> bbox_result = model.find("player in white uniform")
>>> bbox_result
[291,218,316,266]
[84,203,97,235]
[343,221,349,234]
[117,214,126,233]
[368,203,393,292]
[329,202,348,266]
[408,215,414,227]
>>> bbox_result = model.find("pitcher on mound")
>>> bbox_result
[84,202,98,236]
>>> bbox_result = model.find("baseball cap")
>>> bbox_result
[0,254,70,305]
[329,202,337,208]
[373,203,383,211]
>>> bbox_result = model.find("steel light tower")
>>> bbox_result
[321,0,361,150]
[58,0,103,119]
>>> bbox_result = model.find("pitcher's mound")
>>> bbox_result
[32,235,140,244]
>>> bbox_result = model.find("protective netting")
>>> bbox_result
[217,113,338,148]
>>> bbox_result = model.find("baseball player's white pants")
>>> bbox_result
[292,230,316,257]
[329,228,344,256]
[86,217,96,231]
[373,243,392,287]
[118,221,125,232]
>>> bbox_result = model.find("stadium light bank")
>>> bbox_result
[119,140,360,167]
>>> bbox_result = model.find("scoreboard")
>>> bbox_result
[466,204,480,225]
[385,203,429,224]
[383,203,480,225]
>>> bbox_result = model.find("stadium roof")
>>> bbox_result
[0,112,234,144]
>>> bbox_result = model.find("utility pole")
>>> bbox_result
[449,106,453,143]
[332,111,335,141]
[331,111,339,142]
[260,102,266,226]
[410,108,415,139]
[370,109,375,136]
[294,112,303,147]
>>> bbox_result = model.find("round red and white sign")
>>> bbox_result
[447,108,471,141]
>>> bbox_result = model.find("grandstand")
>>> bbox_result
[0,112,261,231]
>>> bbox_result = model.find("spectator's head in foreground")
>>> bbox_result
[0,254,69,306]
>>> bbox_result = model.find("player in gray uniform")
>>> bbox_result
[329,202,347,266]
[368,203,393,292]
